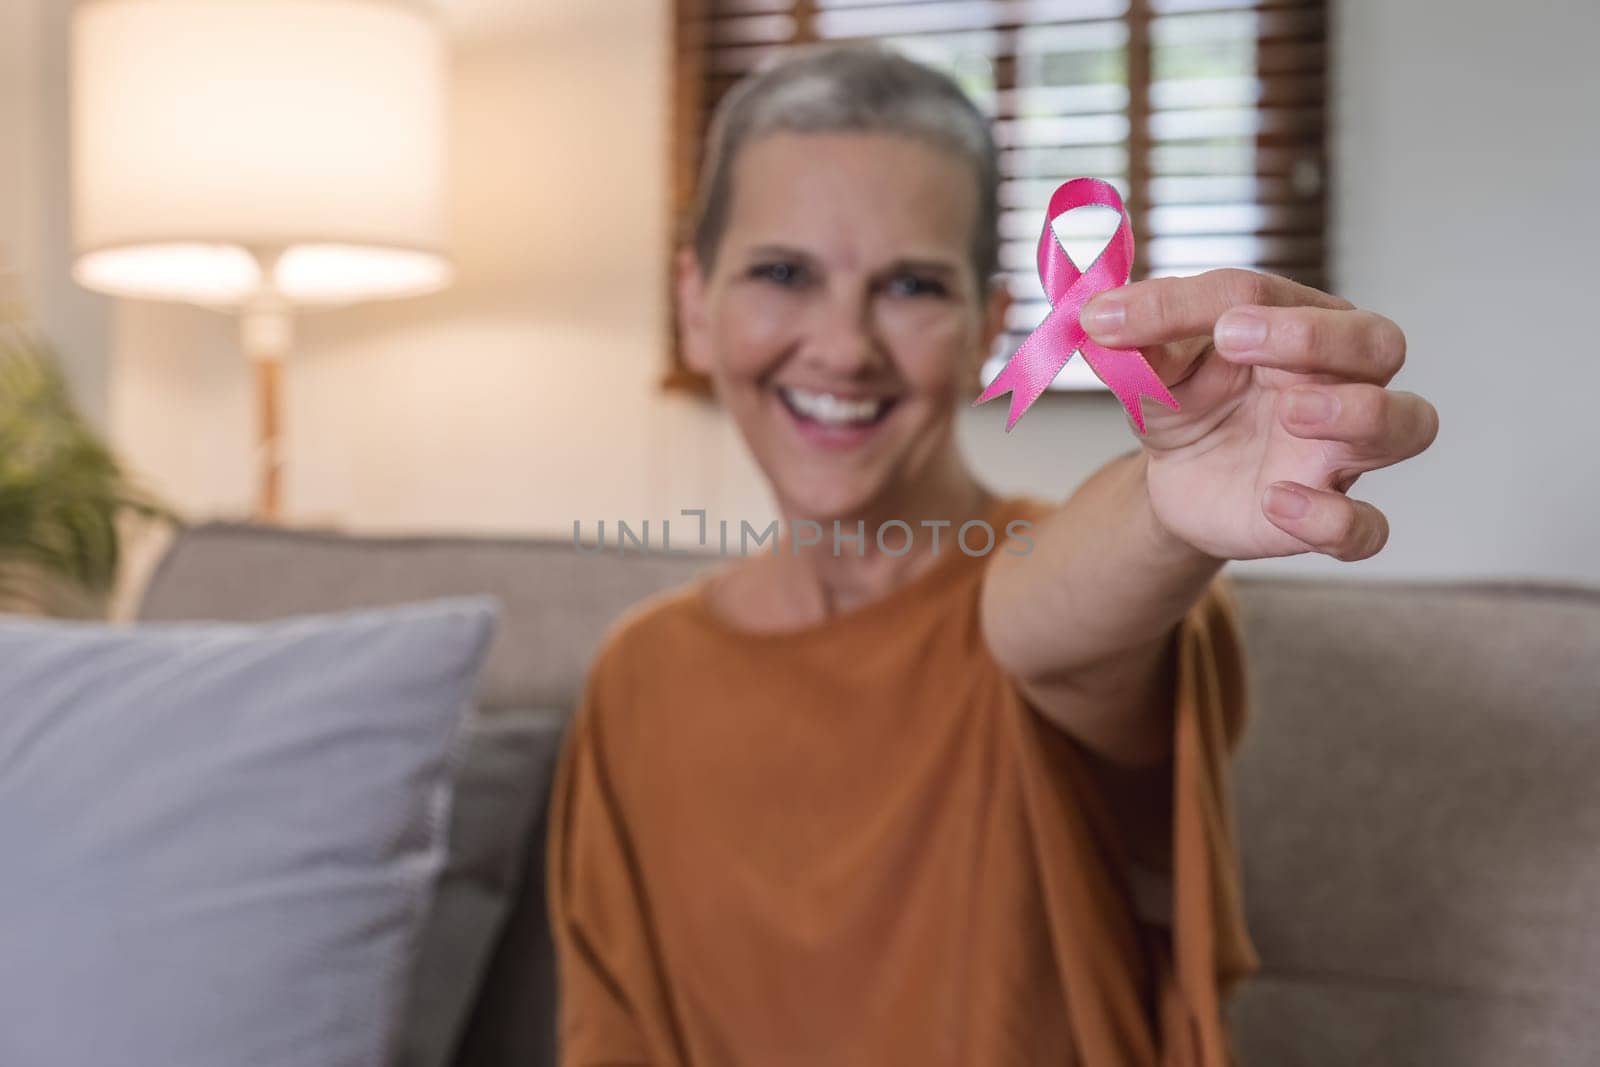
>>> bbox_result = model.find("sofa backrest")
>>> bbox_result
[137,522,714,715]
[138,522,1600,1066]
[1227,578,1600,1066]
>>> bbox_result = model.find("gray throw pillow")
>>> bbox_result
[393,709,567,1067]
[0,597,499,1067]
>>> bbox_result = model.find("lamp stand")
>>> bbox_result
[241,294,293,522]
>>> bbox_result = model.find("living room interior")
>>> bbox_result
[2,1,1597,1066]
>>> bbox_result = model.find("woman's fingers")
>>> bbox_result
[1214,304,1408,384]
[1263,383,1434,559]
[1278,385,1440,469]
[1083,268,1350,349]
[1262,481,1391,562]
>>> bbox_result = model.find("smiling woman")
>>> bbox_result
[678,124,1007,525]
[547,43,1436,1067]
[671,47,1005,537]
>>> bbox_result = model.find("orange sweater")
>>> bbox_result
[548,497,1257,1066]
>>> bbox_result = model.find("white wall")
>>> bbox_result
[0,1,36,301]
[1,0,111,428]
[1309,0,1600,581]
[12,0,1600,581]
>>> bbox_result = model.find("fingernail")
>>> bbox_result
[1286,389,1338,424]
[1264,483,1311,519]
[1082,297,1125,337]
[1216,310,1267,354]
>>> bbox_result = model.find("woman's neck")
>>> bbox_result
[775,459,994,621]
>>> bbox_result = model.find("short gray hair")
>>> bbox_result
[691,44,1001,289]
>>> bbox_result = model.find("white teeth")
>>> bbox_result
[781,387,887,426]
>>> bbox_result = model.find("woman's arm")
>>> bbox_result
[981,448,1218,767]
[981,269,1438,767]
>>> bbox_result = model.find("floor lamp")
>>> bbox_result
[69,0,453,520]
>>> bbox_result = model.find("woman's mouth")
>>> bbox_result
[776,386,898,448]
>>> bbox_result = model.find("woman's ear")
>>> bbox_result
[978,277,1013,370]
[675,247,714,375]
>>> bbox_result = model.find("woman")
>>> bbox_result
[549,46,1437,1066]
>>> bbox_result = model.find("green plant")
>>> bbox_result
[0,320,173,617]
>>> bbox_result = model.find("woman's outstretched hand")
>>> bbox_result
[1082,269,1440,562]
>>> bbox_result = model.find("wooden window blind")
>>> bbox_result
[669,0,1329,394]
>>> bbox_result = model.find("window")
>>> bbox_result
[669,0,1328,394]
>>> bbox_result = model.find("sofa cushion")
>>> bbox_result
[394,709,567,1067]
[0,598,497,1067]
[137,522,711,1067]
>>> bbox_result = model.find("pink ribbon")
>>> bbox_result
[975,177,1178,433]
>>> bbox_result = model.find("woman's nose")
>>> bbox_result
[800,292,888,377]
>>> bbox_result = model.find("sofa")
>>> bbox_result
[133,521,1600,1067]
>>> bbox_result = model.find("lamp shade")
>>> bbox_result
[71,0,451,308]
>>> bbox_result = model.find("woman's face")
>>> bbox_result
[678,132,1009,523]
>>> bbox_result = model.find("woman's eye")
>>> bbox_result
[885,274,947,299]
[751,262,805,287]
